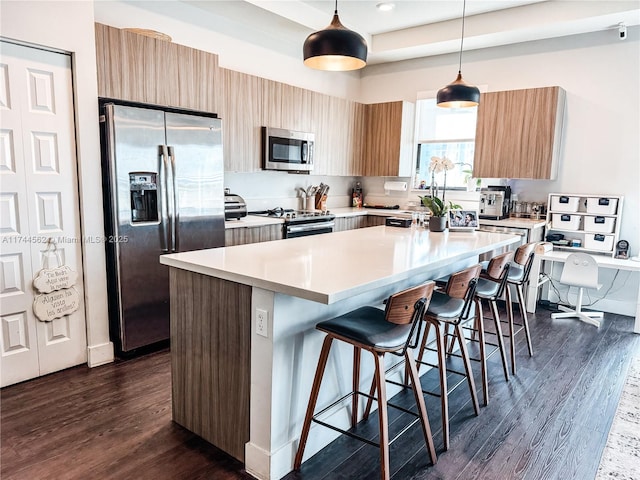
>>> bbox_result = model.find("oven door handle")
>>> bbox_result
[287,221,335,234]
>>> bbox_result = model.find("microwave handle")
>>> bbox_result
[301,142,308,164]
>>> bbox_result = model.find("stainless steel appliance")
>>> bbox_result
[100,101,225,354]
[479,186,511,220]
[263,127,314,172]
[250,208,335,238]
[224,189,247,220]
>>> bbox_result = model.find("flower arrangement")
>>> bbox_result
[418,155,461,219]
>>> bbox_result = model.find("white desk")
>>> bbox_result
[526,250,640,333]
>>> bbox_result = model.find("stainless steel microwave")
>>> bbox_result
[263,127,314,172]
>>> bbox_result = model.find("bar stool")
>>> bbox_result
[294,282,437,480]
[466,251,513,406]
[414,264,482,451]
[504,242,537,374]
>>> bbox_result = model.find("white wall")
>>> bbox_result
[1,1,114,366]
[359,27,640,257]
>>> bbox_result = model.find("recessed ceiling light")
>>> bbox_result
[376,2,395,12]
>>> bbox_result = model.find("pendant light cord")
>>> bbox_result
[335,0,338,15]
[458,0,467,73]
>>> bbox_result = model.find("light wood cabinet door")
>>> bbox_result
[95,23,220,113]
[174,44,220,112]
[262,79,282,128]
[473,86,566,179]
[95,23,124,100]
[225,225,282,246]
[281,84,314,132]
[362,101,415,177]
[334,216,368,232]
[366,216,388,227]
[311,93,365,176]
[221,69,263,172]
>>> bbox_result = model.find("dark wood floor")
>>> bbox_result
[2,306,639,480]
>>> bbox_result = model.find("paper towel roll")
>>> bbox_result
[383,181,407,192]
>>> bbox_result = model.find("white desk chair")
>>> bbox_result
[551,253,603,327]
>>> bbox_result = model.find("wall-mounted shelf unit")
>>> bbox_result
[545,193,623,257]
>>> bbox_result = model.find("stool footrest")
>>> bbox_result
[310,389,421,449]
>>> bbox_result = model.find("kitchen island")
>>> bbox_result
[160,226,519,480]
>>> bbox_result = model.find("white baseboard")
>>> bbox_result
[87,342,114,367]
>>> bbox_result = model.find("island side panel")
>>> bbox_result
[169,267,252,461]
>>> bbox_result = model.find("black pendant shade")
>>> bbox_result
[437,0,479,108]
[437,72,480,108]
[303,13,367,71]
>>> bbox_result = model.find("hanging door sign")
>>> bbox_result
[33,265,78,293]
[32,239,80,322]
[33,288,81,322]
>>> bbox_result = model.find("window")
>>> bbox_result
[413,98,478,191]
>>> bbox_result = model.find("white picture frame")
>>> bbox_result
[448,209,479,230]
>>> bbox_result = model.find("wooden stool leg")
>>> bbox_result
[294,336,334,469]
[455,323,480,416]
[363,376,376,420]
[405,348,437,465]
[434,321,449,450]
[490,300,510,382]
[352,346,361,427]
[475,299,489,406]
[416,320,432,368]
[446,323,455,355]
[506,285,516,375]
[517,284,534,356]
[373,352,390,480]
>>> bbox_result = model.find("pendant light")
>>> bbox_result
[303,0,367,71]
[437,0,480,108]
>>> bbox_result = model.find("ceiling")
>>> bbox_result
[120,1,640,66]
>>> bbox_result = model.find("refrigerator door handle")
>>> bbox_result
[159,145,171,253]
[168,146,178,252]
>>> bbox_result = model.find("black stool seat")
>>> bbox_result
[317,306,412,351]
[507,263,525,282]
[475,277,500,298]
[425,291,465,321]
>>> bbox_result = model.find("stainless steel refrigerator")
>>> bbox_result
[100,101,225,354]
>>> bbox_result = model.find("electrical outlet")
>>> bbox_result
[256,308,268,337]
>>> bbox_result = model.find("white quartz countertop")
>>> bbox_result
[479,217,546,229]
[225,216,283,229]
[161,226,520,304]
[332,207,411,218]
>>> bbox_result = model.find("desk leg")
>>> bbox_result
[526,256,543,313]
[635,283,640,334]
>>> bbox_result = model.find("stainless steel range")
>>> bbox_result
[250,208,335,238]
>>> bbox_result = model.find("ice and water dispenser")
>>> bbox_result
[129,172,159,223]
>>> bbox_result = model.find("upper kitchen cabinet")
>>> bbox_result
[262,80,314,132]
[221,69,263,172]
[473,86,566,179]
[311,94,365,176]
[95,23,220,113]
[362,101,415,177]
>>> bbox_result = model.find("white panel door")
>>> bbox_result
[0,41,87,387]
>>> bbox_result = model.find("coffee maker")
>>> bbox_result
[479,186,511,220]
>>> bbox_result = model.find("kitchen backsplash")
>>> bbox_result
[225,172,549,212]
[224,172,359,211]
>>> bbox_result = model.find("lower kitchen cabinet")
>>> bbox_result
[333,215,368,232]
[225,224,282,246]
[366,216,388,227]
